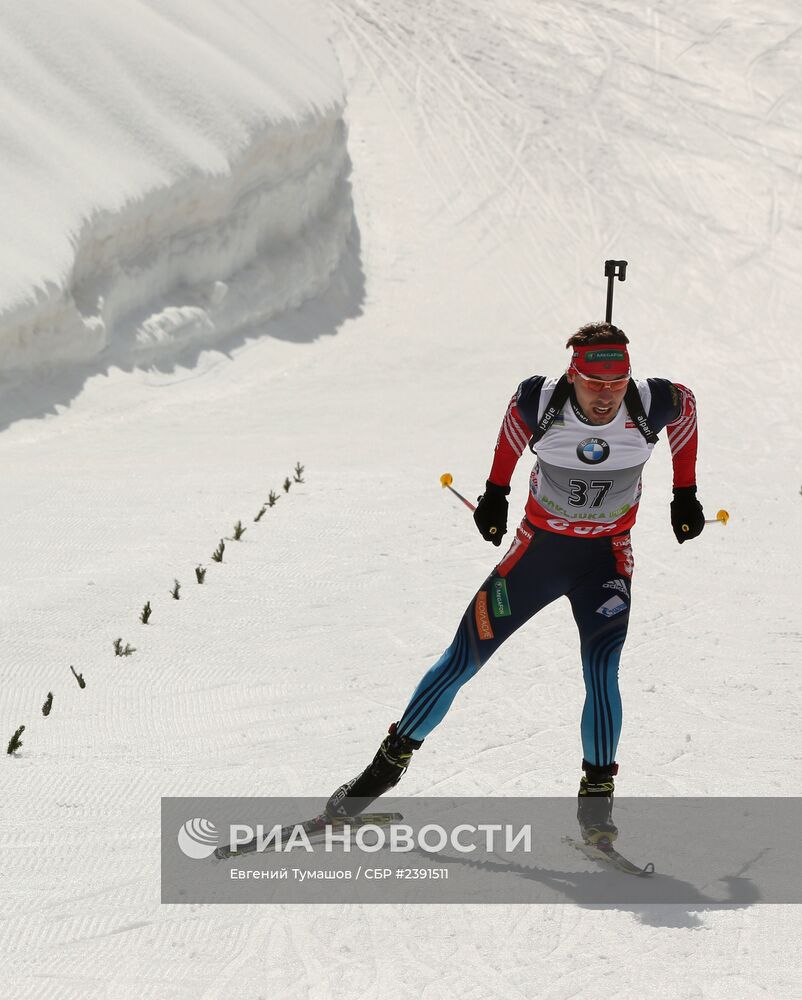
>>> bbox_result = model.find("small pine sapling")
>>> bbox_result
[283,477,291,493]
[254,505,267,522]
[267,491,279,507]
[7,725,25,755]
[233,520,246,540]
[293,462,305,483]
[140,601,152,624]
[113,638,136,657]
[42,693,53,717]
[212,540,225,563]
[70,665,86,689]
[171,579,181,599]
[195,565,207,583]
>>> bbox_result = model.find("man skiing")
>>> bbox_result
[326,322,704,845]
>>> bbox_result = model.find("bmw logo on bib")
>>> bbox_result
[577,437,610,464]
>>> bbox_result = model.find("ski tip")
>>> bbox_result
[213,845,237,860]
[563,834,655,877]
[329,812,404,825]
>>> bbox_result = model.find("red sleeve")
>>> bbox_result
[666,383,698,488]
[488,393,532,486]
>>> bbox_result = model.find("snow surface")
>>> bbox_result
[2,0,802,996]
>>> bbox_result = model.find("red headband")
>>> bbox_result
[570,343,630,377]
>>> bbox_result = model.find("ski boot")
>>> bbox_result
[577,759,619,845]
[326,722,423,819]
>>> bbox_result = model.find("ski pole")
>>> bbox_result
[440,472,476,513]
[604,259,628,323]
[682,509,730,533]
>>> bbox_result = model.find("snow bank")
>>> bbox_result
[0,0,353,373]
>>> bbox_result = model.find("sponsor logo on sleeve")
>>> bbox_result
[596,595,628,618]
[603,579,629,597]
[475,591,494,640]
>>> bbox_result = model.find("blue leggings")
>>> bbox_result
[396,522,634,767]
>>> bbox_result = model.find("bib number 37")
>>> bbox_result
[567,479,613,508]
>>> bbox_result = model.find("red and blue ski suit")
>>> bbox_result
[396,376,698,767]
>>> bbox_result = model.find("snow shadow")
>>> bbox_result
[0,180,363,433]
[0,106,364,433]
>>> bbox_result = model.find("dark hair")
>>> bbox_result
[565,322,629,349]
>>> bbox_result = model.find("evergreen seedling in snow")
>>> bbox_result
[195,565,206,583]
[212,540,225,563]
[171,579,181,599]
[113,638,136,657]
[233,520,246,540]
[140,601,152,624]
[42,693,53,717]
[283,477,291,493]
[267,491,278,507]
[254,505,267,522]
[293,462,305,483]
[7,725,25,755]
[70,665,86,689]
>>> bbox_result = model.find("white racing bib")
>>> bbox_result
[527,377,655,533]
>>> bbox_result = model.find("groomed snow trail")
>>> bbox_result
[2,1,801,998]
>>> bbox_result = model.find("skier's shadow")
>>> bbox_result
[371,796,778,927]
[398,843,760,928]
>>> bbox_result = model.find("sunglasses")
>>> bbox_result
[570,365,631,392]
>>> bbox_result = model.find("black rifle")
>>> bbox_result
[604,259,627,322]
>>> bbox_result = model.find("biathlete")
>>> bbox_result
[326,322,705,844]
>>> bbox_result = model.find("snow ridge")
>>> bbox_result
[0,0,353,375]
[0,112,354,372]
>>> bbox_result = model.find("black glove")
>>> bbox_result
[670,486,705,544]
[473,481,510,546]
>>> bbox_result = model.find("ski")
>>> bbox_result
[214,811,403,859]
[563,835,655,877]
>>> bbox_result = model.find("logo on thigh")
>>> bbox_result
[491,578,511,617]
[596,595,628,618]
[475,591,495,640]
